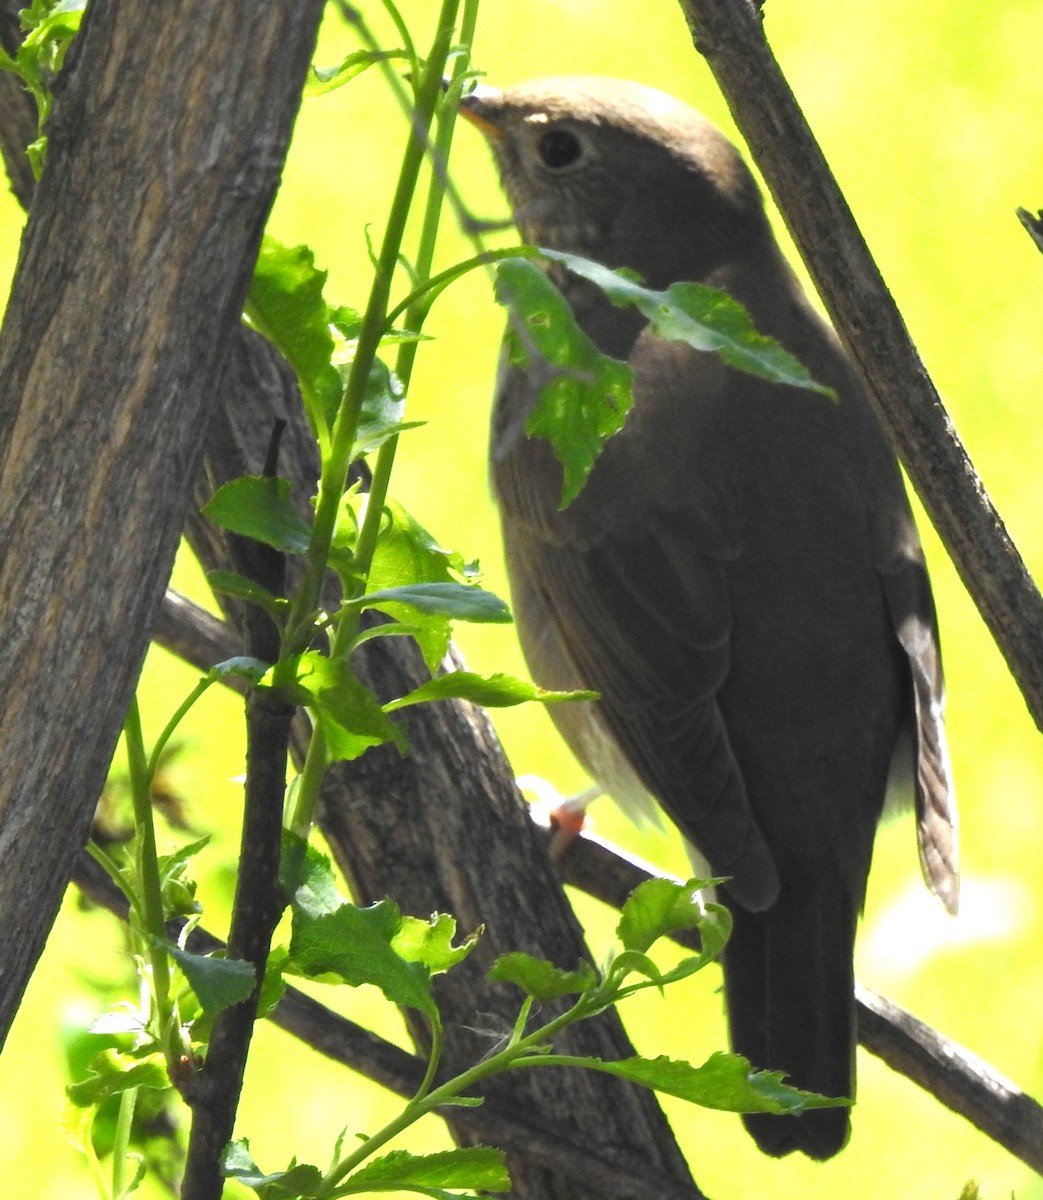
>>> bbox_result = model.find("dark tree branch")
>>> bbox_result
[181,423,293,1198]
[1016,207,1043,256]
[0,0,326,1047]
[855,986,1043,1172]
[676,0,1043,730]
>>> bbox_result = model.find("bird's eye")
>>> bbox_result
[536,128,584,170]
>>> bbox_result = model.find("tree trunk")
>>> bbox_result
[0,0,325,1047]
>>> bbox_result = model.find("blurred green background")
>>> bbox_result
[3,1,1042,1196]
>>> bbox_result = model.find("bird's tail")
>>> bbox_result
[722,874,858,1160]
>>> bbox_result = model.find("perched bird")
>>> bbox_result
[461,76,958,1159]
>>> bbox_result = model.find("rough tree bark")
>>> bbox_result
[0,0,326,1047]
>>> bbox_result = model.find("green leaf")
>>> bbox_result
[203,475,312,556]
[617,878,716,954]
[543,249,835,397]
[488,953,598,1001]
[156,834,210,920]
[168,945,257,1016]
[393,912,478,975]
[575,1050,850,1114]
[66,1050,169,1107]
[344,1147,509,1193]
[305,49,409,97]
[212,656,272,684]
[279,831,344,919]
[281,651,406,760]
[247,237,343,432]
[223,1140,323,1198]
[361,582,511,623]
[207,570,289,623]
[257,945,289,1020]
[285,897,436,1019]
[339,497,470,670]
[349,356,424,459]
[385,670,595,712]
[496,256,634,506]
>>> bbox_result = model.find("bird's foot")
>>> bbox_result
[516,776,601,862]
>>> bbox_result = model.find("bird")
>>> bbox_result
[460,76,958,1160]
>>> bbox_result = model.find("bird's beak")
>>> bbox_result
[457,83,506,141]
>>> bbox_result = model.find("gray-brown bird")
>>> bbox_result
[462,76,958,1160]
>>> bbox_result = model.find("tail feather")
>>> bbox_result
[722,874,858,1160]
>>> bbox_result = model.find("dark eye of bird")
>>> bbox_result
[537,128,583,170]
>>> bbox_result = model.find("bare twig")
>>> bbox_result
[676,0,1043,730]
[181,424,294,1199]
[1016,207,1043,256]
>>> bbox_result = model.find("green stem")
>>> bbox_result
[412,1019,443,1104]
[382,246,536,332]
[111,1086,138,1199]
[284,0,462,656]
[286,1,473,836]
[324,992,596,1190]
[286,719,327,836]
[123,700,171,1026]
[146,674,216,781]
[330,3,477,662]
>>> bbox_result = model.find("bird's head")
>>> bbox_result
[460,75,770,289]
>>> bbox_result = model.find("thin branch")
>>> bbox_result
[676,0,1043,730]
[181,427,293,1200]
[1016,207,1043,257]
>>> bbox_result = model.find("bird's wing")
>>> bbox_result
[879,532,959,914]
[494,338,781,911]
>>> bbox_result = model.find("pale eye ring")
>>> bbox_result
[537,128,584,170]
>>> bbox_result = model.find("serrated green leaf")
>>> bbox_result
[344,1147,509,1192]
[66,1050,169,1107]
[222,1140,323,1198]
[393,912,478,974]
[361,582,511,623]
[257,945,289,1020]
[385,670,596,712]
[286,898,436,1018]
[487,953,598,1000]
[204,475,312,556]
[168,945,257,1016]
[496,257,633,507]
[329,305,363,341]
[207,570,289,622]
[305,49,408,97]
[211,655,272,684]
[280,831,344,918]
[610,948,670,987]
[617,878,713,953]
[543,249,834,397]
[572,1050,847,1114]
[280,651,406,760]
[349,357,424,459]
[247,238,343,431]
[583,1050,849,1114]
[340,497,470,670]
